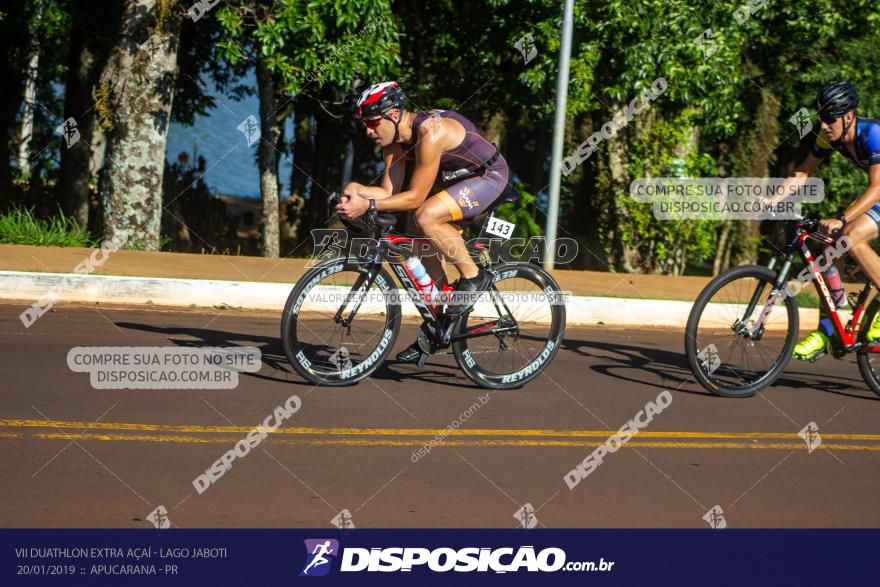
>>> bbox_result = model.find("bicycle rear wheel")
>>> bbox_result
[282,257,401,386]
[685,265,798,397]
[452,263,565,389]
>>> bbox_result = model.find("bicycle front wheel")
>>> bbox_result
[685,265,798,397]
[856,298,880,398]
[452,263,565,389]
[282,257,401,386]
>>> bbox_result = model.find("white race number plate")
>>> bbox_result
[485,216,516,239]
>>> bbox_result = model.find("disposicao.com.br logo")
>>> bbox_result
[300,539,340,577]
[300,543,613,575]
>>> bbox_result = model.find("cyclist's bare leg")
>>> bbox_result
[418,241,449,288]
[844,215,880,287]
[414,197,479,279]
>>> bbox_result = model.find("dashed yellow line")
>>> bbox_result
[2,419,879,442]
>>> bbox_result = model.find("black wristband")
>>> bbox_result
[836,212,848,226]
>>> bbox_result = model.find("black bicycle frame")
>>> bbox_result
[333,234,519,344]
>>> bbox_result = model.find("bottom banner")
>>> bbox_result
[2,529,874,585]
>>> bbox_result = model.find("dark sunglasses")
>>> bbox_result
[362,117,383,130]
[818,112,840,124]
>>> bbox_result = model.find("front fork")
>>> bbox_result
[333,248,386,328]
[735,257,790,340]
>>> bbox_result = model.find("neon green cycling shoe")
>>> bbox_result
[792,330,829,362]
[866,313,880,342]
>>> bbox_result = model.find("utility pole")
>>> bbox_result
[543,0,574,271]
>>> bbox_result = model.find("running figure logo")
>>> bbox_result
[697,343,720,375]
[329,347,353,371]
[789,108,814,139]
[57,117,80,149]
[237,115,261,147]
[798,421,822,453]
[702,505,727,530]
[514,32,538,64]
[330,509,356,529]
[146,505,171,529]
[513,503,538,529]
[300,539,339,577]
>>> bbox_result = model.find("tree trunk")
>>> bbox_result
[16,2,42,176]
[730,86,780,266]
[59,8,100,227]
[714,220,732,275]
[605,103,635,272]
[288,102,312,244]
[306,110,336,235]
[96,0,182,250]
[483,110,507,147]
[256,54,281,258]
[340,138,355,191]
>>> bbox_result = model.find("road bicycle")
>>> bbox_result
[685,216,880,398]
[281,192,566,389]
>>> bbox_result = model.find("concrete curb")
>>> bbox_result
[0,270,818,328]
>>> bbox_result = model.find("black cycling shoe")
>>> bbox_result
[395,341,423,363]
[446,269,492,316]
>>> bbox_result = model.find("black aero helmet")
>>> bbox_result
[355,81,407,119]
[816,81,859,120]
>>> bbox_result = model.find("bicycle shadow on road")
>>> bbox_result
[113,321,479,390]
[561,336,706,396]
[772,365,879,400]
[370,355,487,390]
[114,322,307,386]
[562,334,877,400]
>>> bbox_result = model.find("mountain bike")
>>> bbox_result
[281,192,566,389]
[685,216,880,398]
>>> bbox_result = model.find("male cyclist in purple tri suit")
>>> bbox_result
[335,81,512,363]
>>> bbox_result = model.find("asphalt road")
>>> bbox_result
[2,302,879,529]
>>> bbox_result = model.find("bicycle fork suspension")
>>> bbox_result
[738,259,792,338]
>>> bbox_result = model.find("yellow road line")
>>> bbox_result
[2,419,879,441]
[11,431,880,451]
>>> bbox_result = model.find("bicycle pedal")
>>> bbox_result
[416,352,428,368]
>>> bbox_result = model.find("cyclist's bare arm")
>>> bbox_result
[840,165,880,222]
[349,127,443,211]
[380,145,406,196]
[766,153,823,205]
[345,145,406,201]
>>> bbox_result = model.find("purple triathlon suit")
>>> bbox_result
[406,109,511,222]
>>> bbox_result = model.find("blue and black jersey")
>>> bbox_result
[811,117,880,172]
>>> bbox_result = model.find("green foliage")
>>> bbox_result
[494,184,542,240]
[0,205,96,247]
[619,109,720,272]
[794,290,821,309]
[5,0,880,271]
[216,0,399,101]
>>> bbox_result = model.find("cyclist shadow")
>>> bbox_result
[774,366,879,400]
[562,333,877,400]
[114,322,308,386]
[562,336,708,396]
[371,356,483,390]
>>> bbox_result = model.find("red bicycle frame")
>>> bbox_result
[757,224,878,353]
